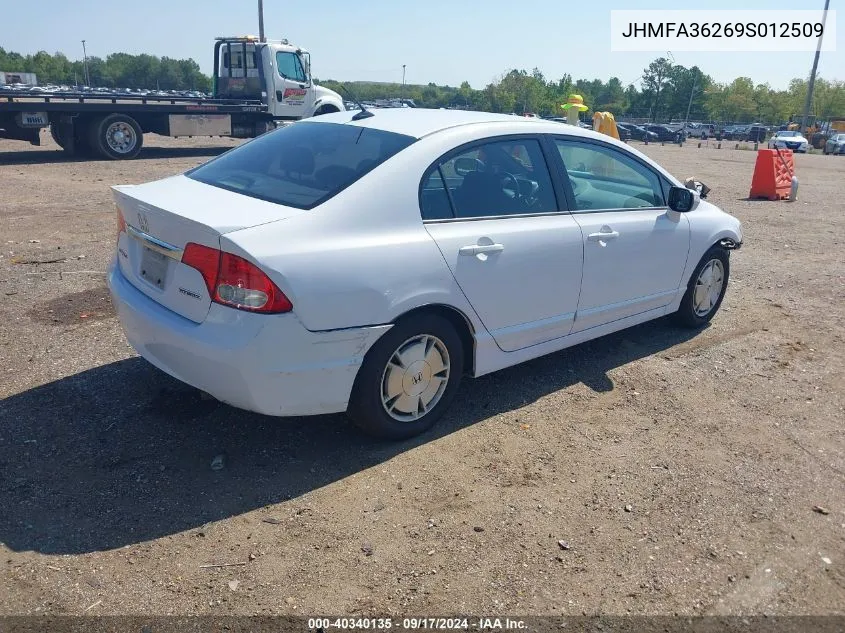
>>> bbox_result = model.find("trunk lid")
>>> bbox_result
[113,175,305,323]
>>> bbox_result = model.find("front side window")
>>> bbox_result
[553,139,665,211]
[421,138,558,220]
[276,52,307,82]
[188,122,415,209]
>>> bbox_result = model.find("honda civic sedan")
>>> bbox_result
[108,109,743,439]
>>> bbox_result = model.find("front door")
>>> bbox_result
[421,137,584,352]
[550,137,691,332]
[269,49,315,119]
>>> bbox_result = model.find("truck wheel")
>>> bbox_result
[50,124,70,151]
[50,122,92,157]
[89,114,143,159]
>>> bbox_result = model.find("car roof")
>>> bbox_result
[301,108,609,141]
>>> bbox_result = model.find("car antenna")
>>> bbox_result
[338,84,374,121]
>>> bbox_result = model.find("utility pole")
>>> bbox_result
[684,81,697,125]
[258,0,266,42]
[402,64,406,100]
[801,0,830,136]
[81,40,90,86]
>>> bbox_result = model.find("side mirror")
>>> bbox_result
[667,185,699,212]
[454,157,483,176]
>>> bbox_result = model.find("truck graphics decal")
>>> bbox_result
[283,88,307,104]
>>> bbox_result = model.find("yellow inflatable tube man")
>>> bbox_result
[592,111,621,140]
[560,94,588,126]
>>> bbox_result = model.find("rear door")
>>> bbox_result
[549,137,690,332]
[421,136,584,352]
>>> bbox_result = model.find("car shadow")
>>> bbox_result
[0,317,704,555]
[0,146,231,166]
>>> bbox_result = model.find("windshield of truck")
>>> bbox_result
[186,122,416,209]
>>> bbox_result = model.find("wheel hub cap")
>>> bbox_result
[106,122,137,154]
[381,335,450,422]
[693,259,725,317]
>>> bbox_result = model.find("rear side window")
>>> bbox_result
[420,138,558,220]
[187,122,415,209]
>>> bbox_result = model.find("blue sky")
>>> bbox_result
[2,0,842,89]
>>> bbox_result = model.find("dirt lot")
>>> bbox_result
[0,132,843,618]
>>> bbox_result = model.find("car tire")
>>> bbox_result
[88,114,143,159]
[347,313,464,440]
[674,246,730,328]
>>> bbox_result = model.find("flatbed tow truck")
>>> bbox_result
[0,36,344,159]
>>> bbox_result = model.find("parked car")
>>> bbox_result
[696,124,716,139]
[108,109,743,439]
[823,133,845,155]
[768,130,809,153]
[617,122,658,142]
[746,125,768,143]
[644,124,678,141]
[614,124,631,141]
[722,125,747,141]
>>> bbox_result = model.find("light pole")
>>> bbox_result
[258,0,266,42]
[684,81,697,125]
[801,0,831,136]
[402,64,406,100]
[81,40,90,86]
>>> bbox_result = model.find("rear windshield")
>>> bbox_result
[187,122,415,209]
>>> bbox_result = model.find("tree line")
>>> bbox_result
[3,47,842,123]
[0,48,210,91]
[320,58,844,124]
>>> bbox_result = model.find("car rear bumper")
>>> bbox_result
[108,260,391,417]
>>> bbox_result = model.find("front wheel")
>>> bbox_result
[347,314,464,440]
[675,247,730,328]
[89,114,143,159]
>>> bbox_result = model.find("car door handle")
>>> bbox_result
[459,243,504,256]
[587,230,620,242]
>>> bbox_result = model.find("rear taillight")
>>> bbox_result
[182,243,292,314]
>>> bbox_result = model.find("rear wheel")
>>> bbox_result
[675,247,730,328]
[347,313,464,440]
[50,121,97,157]
[49,124,70,151]
[89,114,143,159]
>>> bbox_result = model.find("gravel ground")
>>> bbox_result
[0,132,843,618]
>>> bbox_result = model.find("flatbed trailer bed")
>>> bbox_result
[1,91,267,113]
[0,90,273,159]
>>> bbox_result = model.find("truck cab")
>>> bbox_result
[214,36,343,120]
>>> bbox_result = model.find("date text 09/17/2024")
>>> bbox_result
[307,617,527,630]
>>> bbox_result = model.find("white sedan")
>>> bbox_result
[108,109,743,439]
[768,130,809,153]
